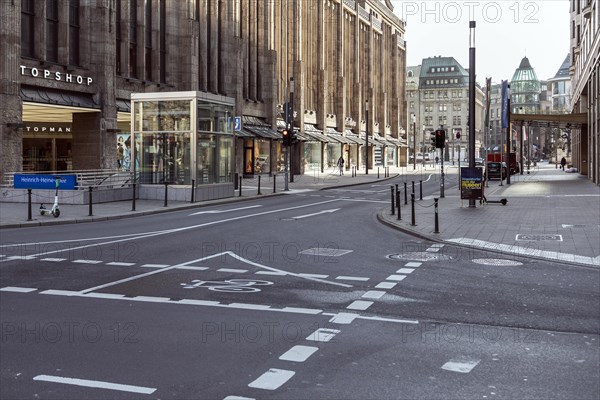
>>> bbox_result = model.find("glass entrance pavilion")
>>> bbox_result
[131,91,235,200]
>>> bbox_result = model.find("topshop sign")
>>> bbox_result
[20,65,93,86]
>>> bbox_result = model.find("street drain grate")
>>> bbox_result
[387,252,452,262]
[516,234,562,241]
[472,258,523,266]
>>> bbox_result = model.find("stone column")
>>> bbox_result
[0,0,23,178]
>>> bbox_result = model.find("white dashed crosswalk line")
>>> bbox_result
[248,368,295,390]
[346,300,373,310]
[279,345,319,362]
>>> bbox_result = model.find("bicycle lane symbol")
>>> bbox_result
[180,279,274,293]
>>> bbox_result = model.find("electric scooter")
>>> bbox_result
[40,176,61,218]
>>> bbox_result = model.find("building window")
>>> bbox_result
[130,0,138,78]
[159,0,166,83]
[145,0,152,81]
[439,116,447,125]
[21,0,35,57]
[46,0,59,62]
[425,116,433,125]
[439,104,447,112]
[69,0,80,66]
[453,103,462,111]
[116,0,122,74]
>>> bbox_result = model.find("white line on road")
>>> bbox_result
[73,259,103,264]
[106,262,137,267]
[405,262,422,267]
[279,345,319,362]
[441,358,481,373]
[362,290,386,299]
[291,208,340,219]
[140,264,170,268]
[40,258,67,262]
[346,300,373,310]
[189,205,262,216]
[335,276,369,281]
[0,286,37,293]
[375,282,398,289]
[396,268,415,274]
[33,375,156,394]
[217,268,248,273]
[224,396,255,400]
[306,328,340,342]
[387,274,407,281]
[248,369,295,390]
[328,312,359,324]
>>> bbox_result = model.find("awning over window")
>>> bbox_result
[21,86,100,109]
[242,116,282,139]
[116,99,131,113]
[304,124,336,143]
[245,125,282,139]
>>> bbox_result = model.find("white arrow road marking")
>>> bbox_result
[291,208,340,219]
[189,205,262,215]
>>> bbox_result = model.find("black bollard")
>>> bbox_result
[273,174,277,193]
[27,189,32,221]
[191,179,195,203]
[258,175,262,195]
[390,186,395,215]
[434,198,440,233]
[239,176,243,197]
[163,182,168,207]
[419,180,423,200]
[88,186,93,216]
[378,167,380,179]
[412,181,415,196]
[404,182,408,205]
[396,189,401,221]
[411,193,416,226]
[132,182,136,211]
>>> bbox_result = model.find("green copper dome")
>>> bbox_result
[510,57,541,113]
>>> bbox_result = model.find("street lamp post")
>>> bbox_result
[365,100,369,175]
[412,114,416,170]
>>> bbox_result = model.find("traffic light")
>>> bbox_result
[435,129,446,148]
[282,129,291,146]
[455,131,461,140]
[430,131,436,147]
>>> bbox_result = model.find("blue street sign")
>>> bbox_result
[234,116,242,132]
[14,174,77,190]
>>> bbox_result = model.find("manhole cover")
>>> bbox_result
[472,258,523,266]
[516,234,562,241]
[387,252,452,262]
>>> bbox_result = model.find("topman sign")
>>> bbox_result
[20,65,93,86]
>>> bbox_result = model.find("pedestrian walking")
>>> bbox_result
[560,156,567,171]
[337,156,345,176]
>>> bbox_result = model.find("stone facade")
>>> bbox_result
[1,0,407,180]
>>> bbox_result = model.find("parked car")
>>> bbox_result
[486,161,508,180]
[475,157,484,166]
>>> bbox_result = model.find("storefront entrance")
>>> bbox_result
[22,124,72,172]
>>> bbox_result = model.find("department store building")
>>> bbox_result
[1,0,407,199]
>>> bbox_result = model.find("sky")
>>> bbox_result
[395,0,571,83]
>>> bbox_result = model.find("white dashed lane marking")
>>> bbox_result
[396,268,415,274]
[405,262,422,267]
[346,300,373,310]
[328,312,359,324]
[386,274,407,281]
[106,262,136,267]
[362,290,386,299]
[336,276,370,281]
[375,282,397,289]
[217,268,248,273]
[279,345,319,362]
[32,375,156,394]
[248,368,295,390]
[441,357,481,373]
[306,328,340,342]
[0,287,37,293]
[73,259,103,264]
[40,258,67,262]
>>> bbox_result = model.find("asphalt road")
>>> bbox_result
[1,178,598,399]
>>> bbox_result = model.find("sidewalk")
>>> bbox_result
[380,162,600,267]
[1,162,598,267]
